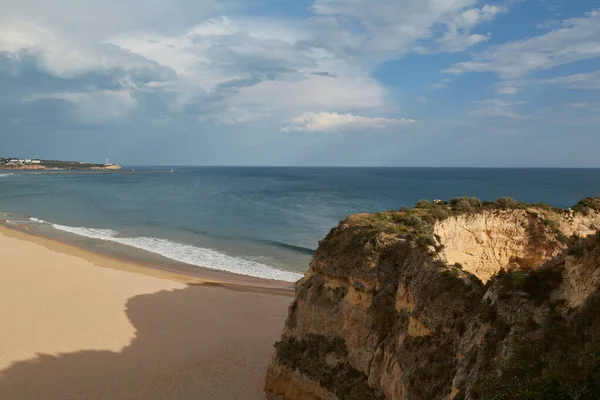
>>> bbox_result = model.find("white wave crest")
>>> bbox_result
[52,224,119,238]
[29,217,49,224]
[0,173,14,178]
[52,223,303,282]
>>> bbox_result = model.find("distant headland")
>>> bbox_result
[0,157,121,171]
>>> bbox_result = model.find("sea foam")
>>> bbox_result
[52,223,304,282]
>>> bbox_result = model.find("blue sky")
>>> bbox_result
[1,0,599,166]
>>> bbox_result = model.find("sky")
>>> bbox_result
[1,0,599,167]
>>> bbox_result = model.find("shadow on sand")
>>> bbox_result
[0,285,292,400]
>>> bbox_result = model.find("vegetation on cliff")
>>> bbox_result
[323,196,580,250]
[275,334,385,400]
[572,197,600,215]
[265,197,600,400]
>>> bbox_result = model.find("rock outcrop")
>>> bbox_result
[91,164,122,170]
[265,197,600,400]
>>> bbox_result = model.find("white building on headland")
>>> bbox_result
[5,159,42,165]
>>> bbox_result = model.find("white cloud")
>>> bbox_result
[112,16,391,122]
[208,107,272,125]
[311,0,505,56]
[570,102,590,109]
[495,80,525,95]
[469,99,530,120]
[496,86,518,95]
[569,101,600,109]
[0,21,172,78]
[113,17,316,90]
[0,13,391,124]
[429,78,452,90]
[454,5,504,29]
[430,32,489,53]
[0,0,510,128]
[494,70,600,95]
[473,99,525,107]
[282,111,415,132]
[0,0,225,39]
[312,0,475,26]
[445,10,600,79]
[426,5,505,53]
[537,70,600,90]
[417,96,429,104]
[230,74,386,115]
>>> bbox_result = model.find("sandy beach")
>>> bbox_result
[0,225,294,400]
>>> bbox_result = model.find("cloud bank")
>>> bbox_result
[0,0,599,166]
[283,112,416,132]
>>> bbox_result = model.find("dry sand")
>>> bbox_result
[0,225,294,400]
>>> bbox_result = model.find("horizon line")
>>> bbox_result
[119,165,600,169]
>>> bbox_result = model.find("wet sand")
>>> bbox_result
[0,225,294,399]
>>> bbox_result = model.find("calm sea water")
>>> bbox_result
[0,167,599,281]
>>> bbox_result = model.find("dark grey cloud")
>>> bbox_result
[310,71,337,77]
[0,97,76,129]
[202,34,317,83]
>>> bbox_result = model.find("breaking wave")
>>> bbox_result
[51,223,304,282]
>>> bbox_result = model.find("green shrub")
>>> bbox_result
[431,207,450,221]
[568,232,600,257]
[406,215,429,230]
[451,196,482,213]
[541,218,570,245]
[494,197,518,209]
[542,218,559,230]
[572,197,600,214]
[417,234,436,247]
[415,199,432,209]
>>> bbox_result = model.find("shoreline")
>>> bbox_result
[0,222,296,296]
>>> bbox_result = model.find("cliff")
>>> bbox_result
[265,197,600,400]
[90,164,122,170]
[0,164,45,170]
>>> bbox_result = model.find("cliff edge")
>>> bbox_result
[265,197,600,400]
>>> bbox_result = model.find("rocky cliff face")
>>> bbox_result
[265,197,600,400]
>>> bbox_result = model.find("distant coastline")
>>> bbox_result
[0,157,121,171]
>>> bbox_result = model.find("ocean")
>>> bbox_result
[1,167,599,282]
